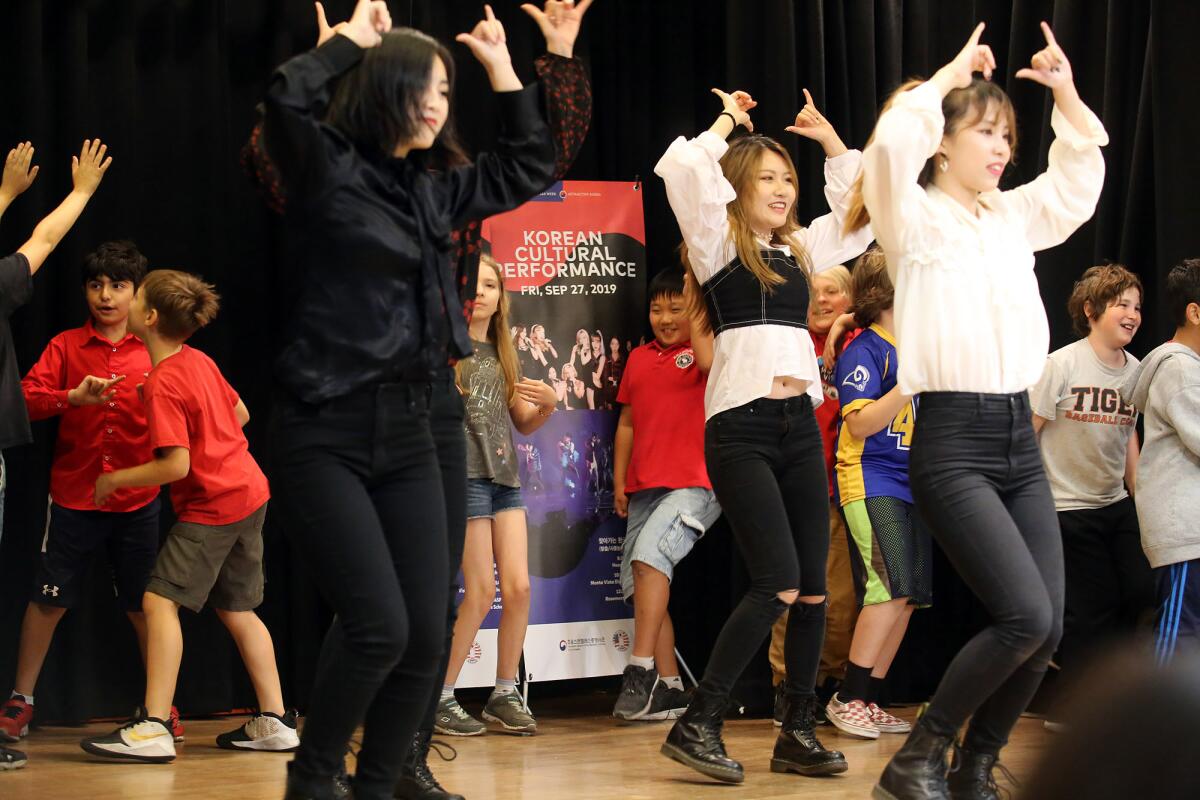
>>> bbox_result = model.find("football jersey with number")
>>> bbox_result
[834,325,915,504]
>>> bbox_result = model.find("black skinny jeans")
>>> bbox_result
[271,374,463,800]
[417,378,468,740]
[698,396,831,702]
[910,392,1063,755]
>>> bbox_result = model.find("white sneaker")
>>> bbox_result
[80,715,176,763]
[216,710,301,751]
[825,693,880,740]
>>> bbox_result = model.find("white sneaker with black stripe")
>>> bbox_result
[216,710,301,751]
[80,714,176,763]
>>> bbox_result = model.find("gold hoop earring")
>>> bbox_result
[939,156,949,173]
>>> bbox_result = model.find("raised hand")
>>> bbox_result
[72,139,113,195]
[341,0,392,50]
[936,22,996,91]
[521,0,594,59]
[711,88,757,132]
[1,142,39,200]
[68,374,126,406]
[314,1,350,47]
[785,88,847,156]
[1015,22,1073,89]
[456,5,515,77]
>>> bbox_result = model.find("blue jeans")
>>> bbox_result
[620,487,720,602]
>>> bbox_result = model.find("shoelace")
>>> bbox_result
[948,750,1021,799]
[428,738,458,762]
[446,700,474,721]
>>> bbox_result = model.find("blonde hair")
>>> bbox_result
[845,78,1018,235]
[815,264,852,299]
[684,135,813,333]
[456,255,520,405]
[140,269,220,340]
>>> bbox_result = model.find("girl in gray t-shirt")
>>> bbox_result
[439,255,557,736]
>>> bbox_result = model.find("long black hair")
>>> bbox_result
[326,28,469,168]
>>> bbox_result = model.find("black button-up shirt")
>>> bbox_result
[263,35,556,404]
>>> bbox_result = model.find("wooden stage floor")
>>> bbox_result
[2,697,1053,799]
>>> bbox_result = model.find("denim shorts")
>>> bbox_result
[466,478,526,520]
[620,487,722,603]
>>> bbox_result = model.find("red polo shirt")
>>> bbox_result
[616,340,710,493]
[143,346,269,525]
[21,320,158,512]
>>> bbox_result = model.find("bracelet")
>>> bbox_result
[537,404,554,417]
[719,111,740,128]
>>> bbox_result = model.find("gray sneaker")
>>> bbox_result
[482,692,537,735]
[434,697,485,737]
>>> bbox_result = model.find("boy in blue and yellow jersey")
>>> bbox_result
[826,249,931,740]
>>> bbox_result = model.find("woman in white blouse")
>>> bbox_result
[848,23,1109,800]
[654,88,873,784]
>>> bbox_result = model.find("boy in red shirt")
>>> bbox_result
[79,270,296,762]
[0,139,112,771]
[612,270,721,721]
[1,242,185,745]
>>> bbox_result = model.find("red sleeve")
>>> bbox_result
[616,351,638,405]
[145,382,192,452]
[21,336,72,421]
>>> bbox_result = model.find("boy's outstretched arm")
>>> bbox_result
[17,139,111,275]
[0,142,39,223]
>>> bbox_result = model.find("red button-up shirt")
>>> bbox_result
[21,320,158,512]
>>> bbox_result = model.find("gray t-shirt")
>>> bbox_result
[1029,338,1139,511]
[461,340,520,488]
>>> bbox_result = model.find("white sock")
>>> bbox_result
[492,678,519,697]
[630,655,654,670]
[10,691,33,706]
[440,685,455,702]
[662,675,684,690]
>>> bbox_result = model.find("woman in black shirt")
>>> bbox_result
[263,3,556,799]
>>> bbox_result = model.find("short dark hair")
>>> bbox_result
[326,28,468,168]
[82,241,148,287]
[1066,264,1143,336]
[1167,258,1200,327]
[140,270,220,341]
[850,247,892,328]
[648,269,685,304]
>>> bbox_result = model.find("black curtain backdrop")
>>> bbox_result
[1,1,1197,722]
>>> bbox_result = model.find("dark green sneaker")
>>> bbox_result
[482,692,537,735]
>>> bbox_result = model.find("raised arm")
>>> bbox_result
[18,140,111,275]
[787,91,874,271]
[526,0,596,171]
[652,89,755,282]
[439,7,557,227]
[1002,22,1108,251]
[262,0,390,201]
[0,142,39,223]
[862,24,995,259]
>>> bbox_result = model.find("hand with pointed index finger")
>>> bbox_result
[785,87,847,156]
[711,87,756,132]
[934,22,997,93]
[1015,21,1074,89]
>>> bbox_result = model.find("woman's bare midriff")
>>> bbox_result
[766,375,808,399]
